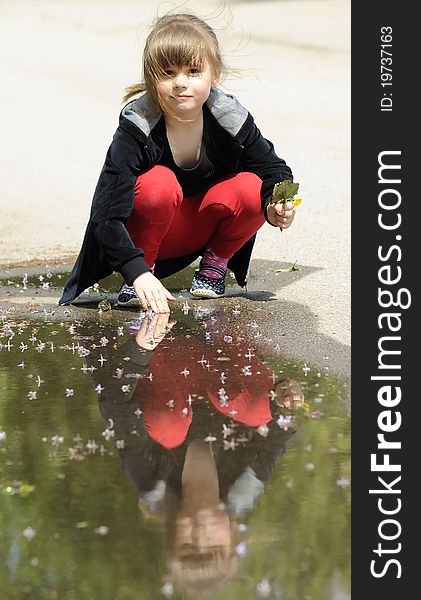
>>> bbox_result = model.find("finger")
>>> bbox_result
[275,215,288,226]
[164,289,177,301]
[146,295,160,314]
[154,313,170,336]
[139,313,151,335]
[145,313,158,332]
[274,204,285,216]
[284,207,296,219]
[152,292,170,314]
[137,291,149,312]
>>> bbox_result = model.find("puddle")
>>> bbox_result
[0,272,350,599]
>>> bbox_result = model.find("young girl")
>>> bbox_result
[59,13,296,312]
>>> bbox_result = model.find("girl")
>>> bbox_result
[59,13,296,312]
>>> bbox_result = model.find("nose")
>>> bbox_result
[193,526,210,552]
[173,72,188,88]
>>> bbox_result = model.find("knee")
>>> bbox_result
[231,173,263,216]
[134,166,182,212]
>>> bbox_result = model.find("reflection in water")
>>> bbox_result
[0,302,350,599]
[82,309,305,597]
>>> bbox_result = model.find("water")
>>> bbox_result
[0,270,350,600]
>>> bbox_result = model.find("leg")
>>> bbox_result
[201,172,266,259]
[192,172,265,296]
[157,172,265,260]
[156,172,265,297]
[126,165,183,268]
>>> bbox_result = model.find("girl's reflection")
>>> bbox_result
[84,311,304,595]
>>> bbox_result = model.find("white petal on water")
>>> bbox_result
[98,354,107,367]
[51,435,64,446]
[102,428,115,441]
[94,525,109,536]
[86,440,98,454]
[235,541,247,557]
[257,424,269,438]
[336,477,350,488]
[256,578,272,598]
[197,355,207,367]
[182,301,191,315]
[160,582,174,598]
[245,349,255,361]
[22,527,36,541]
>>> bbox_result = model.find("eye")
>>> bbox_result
[163,69,175,78]
[189,67,201,75]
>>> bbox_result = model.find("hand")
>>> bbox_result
[267,200,296,230]
[272,378,304,409]
[135,312,177,350]
[133,271,176,313]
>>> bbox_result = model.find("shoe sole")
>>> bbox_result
[189,287,224,298]
[117,298,140,307]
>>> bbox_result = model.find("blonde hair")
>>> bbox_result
[123,13,228,114]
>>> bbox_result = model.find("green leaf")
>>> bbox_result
[271,180,300,203]
[268,261,300,273]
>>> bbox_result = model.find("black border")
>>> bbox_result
[352,1,417,596]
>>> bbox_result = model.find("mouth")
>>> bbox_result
[173,95,192,100]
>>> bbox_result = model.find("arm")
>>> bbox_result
[91,127,177,312]
[90,126,151,284]
[238,117,295,228]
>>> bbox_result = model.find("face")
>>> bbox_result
[156,59,217,119]
[175,508,232,556]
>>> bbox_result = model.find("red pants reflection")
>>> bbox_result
[126,166,266,267]
[134,334,274,449]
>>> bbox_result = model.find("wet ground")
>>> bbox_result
[0,265,350,600]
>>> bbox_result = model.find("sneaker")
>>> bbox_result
[190,272,226,298]
[117,283,140,306]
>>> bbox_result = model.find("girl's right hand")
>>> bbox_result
[133,271,176,313]
[135,312,177,350]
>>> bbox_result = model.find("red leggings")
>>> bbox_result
[126,166,266,267]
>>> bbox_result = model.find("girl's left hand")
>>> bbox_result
[267,200,295,230]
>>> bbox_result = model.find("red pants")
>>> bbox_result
[126,166,266,267]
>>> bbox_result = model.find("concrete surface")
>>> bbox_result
[0,0,350,381]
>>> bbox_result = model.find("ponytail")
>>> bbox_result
[122,82,147,104]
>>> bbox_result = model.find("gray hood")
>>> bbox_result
[121,87,249,138]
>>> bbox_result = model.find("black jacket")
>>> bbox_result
[59,88,293,305]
